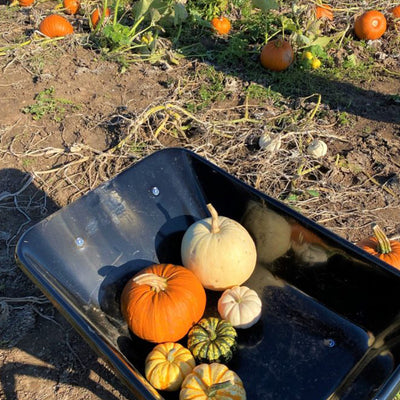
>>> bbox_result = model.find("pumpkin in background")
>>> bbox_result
[181,203,257,291]
[357,225,400,270]
[16,0,34,7]
[63,0,80,15]
[241,200,291,264]
[180,363,246,400]
[39,15,74,38]
[354,10,387,40]
[121,263,206,343]
[145,342,195,391]
[211,16,231,35]
[260,39,294,72]
[391,5,400,18]
[91,7,111,28]
[218,286,262,329]
[187,317,237,364]
[315,4,334,20]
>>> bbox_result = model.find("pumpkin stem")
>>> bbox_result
[207,380,233,397]
[207,203,220,234]
[373,225,392,254]
[133,273,168,293]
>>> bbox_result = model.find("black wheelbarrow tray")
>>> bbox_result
[16,147,400,400]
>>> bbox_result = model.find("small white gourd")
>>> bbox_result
[218,286,262,328]
[241,201,291,264]
[258,133,281,153]
[181,204,257,291]
[307,139,327,158]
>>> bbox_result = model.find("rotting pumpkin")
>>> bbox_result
[260,38,294,72]
[39,15,74,38]
[357,225,400,270]
[315,4,334,21]
[120,263,206,343]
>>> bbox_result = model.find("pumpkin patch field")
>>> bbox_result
[0,0,400,398]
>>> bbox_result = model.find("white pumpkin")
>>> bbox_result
[307,139,327,158]
[241,201,291,264]
[218,286,262,328]
[181,203,257,291]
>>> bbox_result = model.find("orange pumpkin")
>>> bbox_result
[260,39,294,72]
[17,0,34,7]
[315,4,334,20]
[39,15,74,38]
[357,225,400,270]
[63,0,80,15]
[391,5,400,18]
[211,16,231,35]
[90,7,111,28]
[120,263,207,343]
[354,10,387,40]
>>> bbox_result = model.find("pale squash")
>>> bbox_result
[145,342,195,391]
[218,286,262,328]
[241,201,291,264]
[181,203,257,291]
[180,363,246,400]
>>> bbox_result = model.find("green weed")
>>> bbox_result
[22,87,79,122]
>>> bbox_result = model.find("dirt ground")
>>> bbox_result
[1,1,400,399]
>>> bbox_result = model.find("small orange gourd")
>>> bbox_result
[354,10,387,40]
[260,39,294,72]
[63,0,80,15]
[211,16,231,35]
[315,4,334,21]
[357,225,400,270]
[391,5,400,18]
[39,15,74,38]
[120,263,206,343]
[145,342,195,391]
[90,7,111,28]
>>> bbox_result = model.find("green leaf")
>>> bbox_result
[251,0,278,13]
[306,189,320,198]
[173,2,188,25]
[308,35,332,49]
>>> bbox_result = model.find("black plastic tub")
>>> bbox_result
[16,147,400,400]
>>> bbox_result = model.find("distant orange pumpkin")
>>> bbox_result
[63,0,80,15]
[90,7,111,28]
[354,10,387,40]
[17,0,34,7]
[260,39,294,72]
[391,5,400,18]
[211,16,231,35]
[315,4,334,21]
[39,15,74,38]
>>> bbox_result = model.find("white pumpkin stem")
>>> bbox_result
[373,225,392,254]
[207,380,233,397]
[207,203,220,234]
[132,273,168,293]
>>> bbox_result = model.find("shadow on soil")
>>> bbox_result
[0,168,131,400]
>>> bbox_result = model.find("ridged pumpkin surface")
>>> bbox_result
[145,342,195,391]
[39,15,73,38]
[180,363,246,400]
[260,39,294,71]
[187,317,237,363]
[63,0,80,15]
[354,10,387,40]
[18,0,34,7]
[121,263,206,343]
[357,237,400,269]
